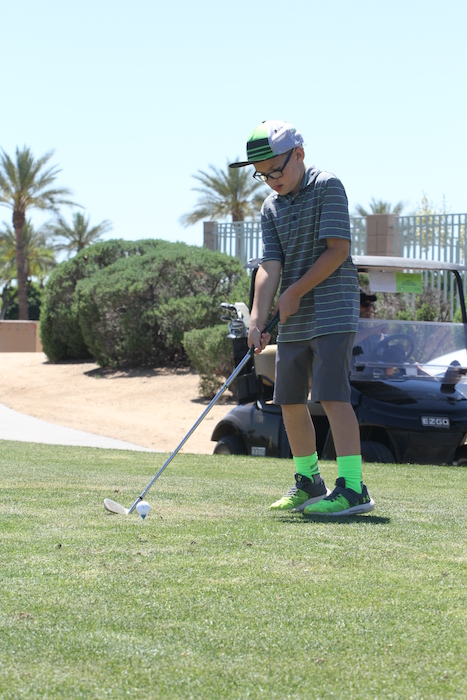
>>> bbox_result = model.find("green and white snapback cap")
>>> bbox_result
[229,120,304,168]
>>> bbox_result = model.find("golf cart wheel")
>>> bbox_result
[213,435,247,456]
[454,446,467,466]
[361,441,395,464]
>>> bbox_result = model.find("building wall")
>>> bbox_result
[0,321,43,352]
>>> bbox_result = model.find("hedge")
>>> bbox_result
[183,324,234,397]
[39,239,177,362]
[74,243,246,367]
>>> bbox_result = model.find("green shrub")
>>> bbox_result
[39,257,91,361]
[2,282,42,320]
[39,239,168,362]
[372,288,451,323]
[228,271,251,309]
[183,324,234,397]
[76,244,246,368]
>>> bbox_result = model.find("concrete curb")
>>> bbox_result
[0,403,156,452]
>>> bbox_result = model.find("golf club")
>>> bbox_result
[220,301,250,340]
[104,311,279,515]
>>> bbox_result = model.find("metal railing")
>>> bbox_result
[350,217,367,255]
[395,214,467,264]
[393,214,467,319]
[211,222,261,263]
[210,214,467,268]
[211,218,367,266]
[208,215,467,319]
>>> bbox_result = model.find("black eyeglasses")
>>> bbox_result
[253,149,294,182]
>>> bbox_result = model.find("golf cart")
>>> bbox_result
[211,256,467,465]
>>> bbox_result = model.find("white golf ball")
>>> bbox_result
[136,501,150,519]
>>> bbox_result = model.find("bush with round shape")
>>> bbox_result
[39,239,168,362]
[183,324,235,398]
[76,243,245,368]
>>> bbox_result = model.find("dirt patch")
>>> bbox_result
[0,353,236,453]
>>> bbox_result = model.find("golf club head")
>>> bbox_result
[104,498,130,515]
[227,318,248,339]
[220,302,238,314]
[103,312,278,524]
[219,303,238,322]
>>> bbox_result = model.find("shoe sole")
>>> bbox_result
[304,497,375,517]
[293,488,332,512]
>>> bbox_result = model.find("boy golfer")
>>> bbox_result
[230,120,374,516]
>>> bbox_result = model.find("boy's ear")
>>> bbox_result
[295,146,305,163]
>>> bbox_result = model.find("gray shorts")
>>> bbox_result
[273,333,355,405]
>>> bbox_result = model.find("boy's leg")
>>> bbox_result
[323,400,362,492]
[269,404,330,511]
[303,400,374,515]
[282,403,316,458]
[299,332,375,516]
[322,400,360,457]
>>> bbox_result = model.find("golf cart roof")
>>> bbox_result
[352,255,467,274]
[247,256,467,274]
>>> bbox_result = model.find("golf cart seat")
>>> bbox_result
[254,344,277,387]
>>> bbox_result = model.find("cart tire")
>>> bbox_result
[454,446,467,466]
[213,435,247,456]
[361,441,395,463]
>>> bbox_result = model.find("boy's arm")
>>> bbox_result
[274,238,350,324]
[248,260,282,353]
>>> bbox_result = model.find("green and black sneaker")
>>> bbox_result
[303,477,375,516]
[270,473,330,512]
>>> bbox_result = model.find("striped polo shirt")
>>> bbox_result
[261,166,359,342]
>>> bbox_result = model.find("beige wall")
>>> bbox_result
[0,321,43,352]
[365,214,400,256]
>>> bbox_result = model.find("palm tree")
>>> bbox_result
[0,146,76,319]
[0,219,56,280]
[0,219,56,319]
[180,160,268,226]
[0,239,14,321]
[354,198,405,217]
[48,211,113,256]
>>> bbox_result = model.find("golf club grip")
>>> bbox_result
[263,312,280,335]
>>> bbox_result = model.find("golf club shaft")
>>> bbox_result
[127,312,279,513]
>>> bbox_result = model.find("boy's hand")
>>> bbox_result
[248,325,271,354]
[274,286,301,324]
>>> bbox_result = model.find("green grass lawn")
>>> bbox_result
[1,441,467,699]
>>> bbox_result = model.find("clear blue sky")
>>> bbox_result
[1,0,466,248]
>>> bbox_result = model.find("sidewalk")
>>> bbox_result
[0,403,155,452]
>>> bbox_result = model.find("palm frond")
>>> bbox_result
[0,219,57,280]
[48,211,113,255]
[353,198,406,217]
[180,159,268,227]
[0,146,79,214]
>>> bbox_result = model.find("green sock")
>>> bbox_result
[294,452,319,480]
[337,455,362,494]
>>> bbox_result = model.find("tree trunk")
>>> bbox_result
[13,209,29,320]
[0,283,9,320]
